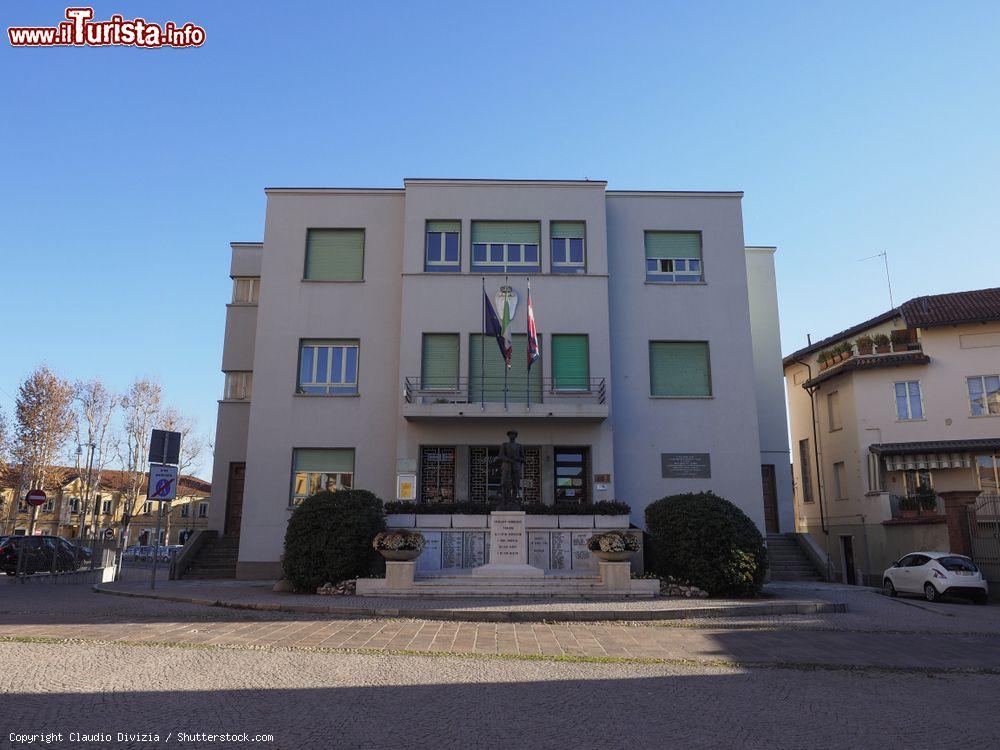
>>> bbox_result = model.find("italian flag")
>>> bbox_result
[500,290,513,368]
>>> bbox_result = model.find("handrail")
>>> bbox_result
[403,376,607,405]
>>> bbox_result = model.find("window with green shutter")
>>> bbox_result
[425,221,460,272]
[304,229,365,281]
[551,221,586,274]
[290,448,355,505]
[421,334,459,390]
[469,333,542,403]
[471,221,541,273]
[645,231,702,283]
[551,335,589,391]
[649,341,711,397]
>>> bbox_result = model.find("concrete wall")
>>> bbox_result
[606,193,765,531]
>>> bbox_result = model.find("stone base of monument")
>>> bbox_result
[355,511,659,597]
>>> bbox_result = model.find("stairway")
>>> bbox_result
[182,535,239,579]
[767,534,824,582]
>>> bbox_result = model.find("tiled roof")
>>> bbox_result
[784,309,899,366]
[899,287,1000,328]
[869,439,1000,455]
[1,465,210,497]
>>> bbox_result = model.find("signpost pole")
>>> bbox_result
[150,492,163,590]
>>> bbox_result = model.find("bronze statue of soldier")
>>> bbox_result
[496,429,526,509]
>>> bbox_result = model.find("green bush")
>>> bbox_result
[282,489,386,593]
[644,491,767,597]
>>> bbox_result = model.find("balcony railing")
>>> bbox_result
[402,376,608,420]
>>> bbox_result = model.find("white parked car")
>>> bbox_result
[883,552,989,604]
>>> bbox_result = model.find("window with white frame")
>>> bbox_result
[180,503,190,518]
[232,277,260,304]
[976,454,999,493]
[967,374,1000,416]
[550,221,586,274]
[894,381,923,420]
[198,502,208,518]
[101,498,111,515]
[68,497,80,514]
[291,448,355,506]
[471,221,541,273]
[297,340,359,395]
[644,231,703,283]
[224,371,253,400]
[425,221,461,271]
[141,501,152,515]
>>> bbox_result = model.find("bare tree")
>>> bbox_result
[160,406,208,544]
[13,365,76,494]
[73,379,117,537]
[0,408,9,471]
[115,378,162,544]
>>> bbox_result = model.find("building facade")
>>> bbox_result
[210,179,792,579]
[783,288,1000,585]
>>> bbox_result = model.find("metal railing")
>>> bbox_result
[969,495,1000,583]
[404,376,607,406]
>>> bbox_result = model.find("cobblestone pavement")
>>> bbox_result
[3,640,998,750]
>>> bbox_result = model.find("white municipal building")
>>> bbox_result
[207,178,793,579]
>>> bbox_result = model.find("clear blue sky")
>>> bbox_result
[2,2,998,477]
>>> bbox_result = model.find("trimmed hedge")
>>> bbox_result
[383,500,631,516]
[645,491,767,597]
[282,489,386,593]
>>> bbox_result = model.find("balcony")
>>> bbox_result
[402,376,608,421]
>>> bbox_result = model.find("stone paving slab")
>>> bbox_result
[93,580,847,622]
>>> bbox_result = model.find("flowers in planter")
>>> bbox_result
[372,530,425,552]
[587,530,640,553]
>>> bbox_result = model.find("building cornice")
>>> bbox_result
[264,188,405,196]
[606,190,743,198]
[230,242,263,248]
[404,178,607,188]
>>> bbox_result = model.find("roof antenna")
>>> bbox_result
[807,333,812,345]
[858,251,895,309]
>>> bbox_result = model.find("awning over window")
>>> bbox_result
[883,453,972,471]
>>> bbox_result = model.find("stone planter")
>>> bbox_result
[524,515,559,529]
[451,514,488,528]
[595,514,630,529]
[558,515,595,529]
[592,550,634,562]
[378,549,422,562]
[415,514,452,528]
[386,514,415,528]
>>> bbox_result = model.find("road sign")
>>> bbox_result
[147,464,179,501]
[25,489,46,507]
[149,429,181,466]
[104,529,115,540]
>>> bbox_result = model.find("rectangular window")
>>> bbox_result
[297,340,359,395]
[180,504,190,518]
[421,334,459,390]
[551,334,590,391]
[291,448,355,506]
[904,469,933,497]
[224,371,253,401]
[894,381,923,420]
[867,452,884,494]
[425,221,461,272]
[644,231,703,283]
[833,461,847,500]
[550,221,586,274]
[101,499,111,515]
[232,277,260,304]
[649,341,711,397]
[198,502,208,518]
[967,375,1000,416]
[420,446,456,502]
[799,439,813,502]
[304,229,364,281]
[141,501,152,515]
[975,454,999,493]
[555,447,589,503]
[827,391,842,431]
[471,221,541,273]
[469,333,542,404]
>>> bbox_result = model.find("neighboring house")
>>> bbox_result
[783,287,1000,585]
[210,178,793,579]
[0,466,210,546]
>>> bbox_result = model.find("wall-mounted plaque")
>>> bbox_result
[463,532,486,568]
[661,453,711,479]
[571,532,596,571]
[442,531,464,569]
[528,532,550,569]
[416,531,441,571]
[594,474,611,483]
[550,531,571,571]
[396,473,417,500]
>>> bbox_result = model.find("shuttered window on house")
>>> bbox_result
[291,448,355,505]
[649,341,711,397]
[551,221,586,273]
[644,231,702,282]
[304,229,365,281]
[425,221,461,271]
[551,335,589,391]
[471,221,541,273]
[469,333,542,403]
[421,334,459,390]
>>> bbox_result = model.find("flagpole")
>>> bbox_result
[526,276,531,411]
[503,275,509,411]
[481,277,485,411]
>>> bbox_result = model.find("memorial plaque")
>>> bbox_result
[463,532,487,568]
[661,453,711,479]
[550,531,571,571]
[484,532,490,564]
[571,532,596,571]
[528,532,550,570]
[442,532,464,569]
[490,512,527,566]
[416,531,441,571]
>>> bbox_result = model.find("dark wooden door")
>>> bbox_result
[841,536,857,585]
[761,464,779,533]
[224,462,245,537]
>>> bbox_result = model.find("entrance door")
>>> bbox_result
[840,535,857,585]
[761,464,779,533]
[224,462,245,537]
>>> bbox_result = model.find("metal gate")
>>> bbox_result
[968,495,1000,583]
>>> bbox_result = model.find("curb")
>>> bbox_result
[92,584,847,623]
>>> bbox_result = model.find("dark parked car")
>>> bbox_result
[0,535,89,575]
